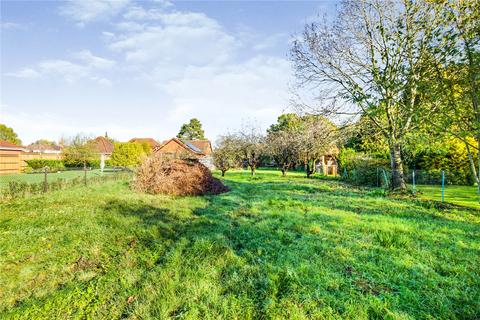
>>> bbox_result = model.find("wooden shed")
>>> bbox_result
[0,140,26,175]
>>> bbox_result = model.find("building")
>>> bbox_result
[0,140,26,175]
[154,137,214,169]
[92,136,114,159]
[26,143,63,154]
[129,138,161,150]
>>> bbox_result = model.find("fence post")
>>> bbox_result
[43,166,49,193]
[441,170,445,203]
[84,162,87,186]
[412,169,416,194]
[382,169,389,189]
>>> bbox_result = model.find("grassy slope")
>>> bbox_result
[0,170,479,319]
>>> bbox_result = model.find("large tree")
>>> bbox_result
[0,124,22,145]
[236,126,265,176]
[291,0,442,190]
[177,118,205,140]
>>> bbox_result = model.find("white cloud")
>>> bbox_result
[6,50,115,85]
[1,22,26,30]
[59,0,131,26]
[5,68,40,79]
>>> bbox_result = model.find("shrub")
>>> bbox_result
[339,149,389,187]
[25,159,65,171]
[133,155,229,196]
[110,142,147,167]
[64,159,100,169]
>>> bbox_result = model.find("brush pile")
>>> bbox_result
[133,154,228,196]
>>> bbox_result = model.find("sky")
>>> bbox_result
[1,0,339,145]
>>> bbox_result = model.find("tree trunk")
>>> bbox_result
[221,170,226,177]
[250,166,255,176]
[83,162,87,186]
[389,143,406,190]
[281,167,286,176]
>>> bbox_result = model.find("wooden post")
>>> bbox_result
[43,166,48,193]
[84,162,87,186]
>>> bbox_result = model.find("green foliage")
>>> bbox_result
[25,159,65,171]
[177,118,205,140]
[62,135,96,168]
[110,142,147,167]
[267,113,303,134]
[1,170,479,318]
[339,149,390,187]
[0,124,21,145]
[30,139,56,146]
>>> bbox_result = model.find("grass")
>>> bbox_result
[0,169,119,186]
[415,184,480,209]
[0,169,479,319]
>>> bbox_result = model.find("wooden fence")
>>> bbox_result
[0,151,62,175]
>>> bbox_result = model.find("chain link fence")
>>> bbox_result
[342,167,479,209]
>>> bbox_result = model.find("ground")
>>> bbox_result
[0,170,479,319]
[0,169,118,186]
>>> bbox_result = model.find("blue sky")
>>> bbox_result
[1,0,338,144]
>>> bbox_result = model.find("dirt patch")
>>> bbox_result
[132,155,229,196]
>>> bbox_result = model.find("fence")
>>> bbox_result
[0,167,133,200]
[342,167,479,209]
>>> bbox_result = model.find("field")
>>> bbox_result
[415,184,480,210]
[1,170,479,319]
[0,169,119,186]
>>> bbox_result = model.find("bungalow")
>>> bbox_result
[26,143,63,154]
[154,137,214,169]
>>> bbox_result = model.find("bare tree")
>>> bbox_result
[266,130,299,176]
[213,134,241,176]
[291,0,441,190]
[236,126,265,176]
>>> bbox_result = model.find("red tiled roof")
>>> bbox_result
[0,140,25,150]
[129,138,161,149]
[26,143,63,152]
[94,136,114,154]
[155,137,205,155]
[185,140,213,155]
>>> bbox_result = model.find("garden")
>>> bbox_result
[1,169,479,319]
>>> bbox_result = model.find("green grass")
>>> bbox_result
[415,184,480,209]
[1,169,479,319]
[0,169,118,186]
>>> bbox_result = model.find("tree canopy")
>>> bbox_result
[177,118,205,140]
[0,124,22,145]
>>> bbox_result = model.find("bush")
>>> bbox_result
[339,149,389,187]
[110,142,147,167]
[133,155,229,196]
[64,159,100,169]
[25,159,65,171]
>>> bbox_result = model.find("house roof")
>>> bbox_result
[26,143,63,152]
[0,140,25,151]
[184,140,213,155]
[93,136,114,154]
[155,137,206,155]
[129,138,161,149]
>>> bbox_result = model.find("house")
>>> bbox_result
[92,136,114,159]
[129,138,161,150]
[26,143,63,154]
[154,137,214,169]
[0,140,27,174]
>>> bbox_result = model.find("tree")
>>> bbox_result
[267,113,303,134]
[213,134,241,176]
[296,115,339,178]
[236,126,265,176]
[30,139,56,146]
[177,118,205,140]
[291,0,442,190]
[110,142,147,167]
[62,135,96,185]
[0,124,22,145]
[266,130,299,176]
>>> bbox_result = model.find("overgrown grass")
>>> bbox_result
[1,169,479,319]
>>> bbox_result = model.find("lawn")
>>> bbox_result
[0,169,119,186]
[415,184,480,210]
[0,170,479,319]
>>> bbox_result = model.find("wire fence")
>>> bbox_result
[342,167,480,209]
[0,166,134,200]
